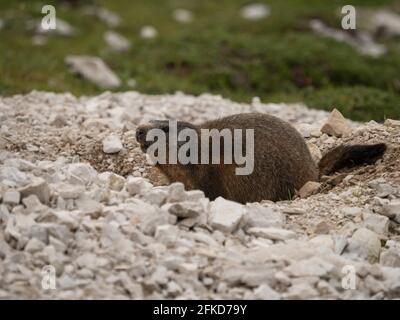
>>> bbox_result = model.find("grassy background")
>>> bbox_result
[0,0,399,121]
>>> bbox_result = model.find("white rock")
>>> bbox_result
[284,283,318,299]
[95,8,121,27]
[186,190,205,202]
[57,183,85,199]
[19,177,51,205]
[126,177,152,195]
[284,257,334,277]
[133,202,169,236]
[384,118,400,127]
[296,123,315,138]
[374,183,394,198]
[240,3,270,20]
[310,19,386,58]
[209,197,245,233]
[0,166,29,187]
[4,158,36,171]
[142,187,168,205]
[102,134,123,153]
[253,284,281,300]
[65,55,121,89]
[307,142,322,163]
[371,10,400,37]
[36,18,75,36]
[320,109,351,137]
[50,210,79,230]
[64,163,97,186]
[2,189,20,205]
[155,225,180,246]
[380,249,400,267]
[167,182,187,202]
[24,238,46,253]
[313,220,330,234]
[0,204,10,222]
[309,234,335,253]
[382,200,400,218]
[108,173,125,191]
[172,9,193,23]
[247,227,297,241]
[140,26,158,39]
[167,281,182,296]
[342,207,363,218]
[149,266,169,286]
[126,78,137,88]
[345,228,381,263]
[104,31,131,52]
[22,195,43,212]
[362,212,389,235]
[75,197,103,218]
[243,203,285,229]
[49,236,67,253]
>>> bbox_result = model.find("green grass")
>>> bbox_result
[0,0,399,121]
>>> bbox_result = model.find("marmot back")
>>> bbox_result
[197,113,318,202]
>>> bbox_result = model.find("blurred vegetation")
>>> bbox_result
[0,0,399,121]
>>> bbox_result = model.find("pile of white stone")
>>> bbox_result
[0,91,399,299]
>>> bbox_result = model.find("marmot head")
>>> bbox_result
[136,120,199,154]
[136,120,200,186]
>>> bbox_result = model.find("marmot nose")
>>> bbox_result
[136,126,148,143]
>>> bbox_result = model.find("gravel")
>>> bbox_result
[0,90,399,299]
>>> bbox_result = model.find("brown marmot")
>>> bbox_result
[136,113,386,203]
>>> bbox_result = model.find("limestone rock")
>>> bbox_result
[65,55,121,89]
[0,166,29,187]
[209,197,245,233]
[19,178,51,205]
[155,225,180,246]
[243,203,285,229]
[240,3,270,20]
[64,163,97,186]
[140,26,158,39]
[320,109,351,137]
[380,248,400,268]
[102,134,123,154]
[104,31,131,52]
[253,284,281,300]
[362,212,389,235]
[284,257,334,277]
[2,190,20,205]
[126,177,152,195]
[298,181,321,199]
[382,200,400,219]
[247,227,297,241]
[172,9,193,24]
[384,119,400,128]
[345,228,381,263]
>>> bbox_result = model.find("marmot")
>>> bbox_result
[136,113,386,203]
